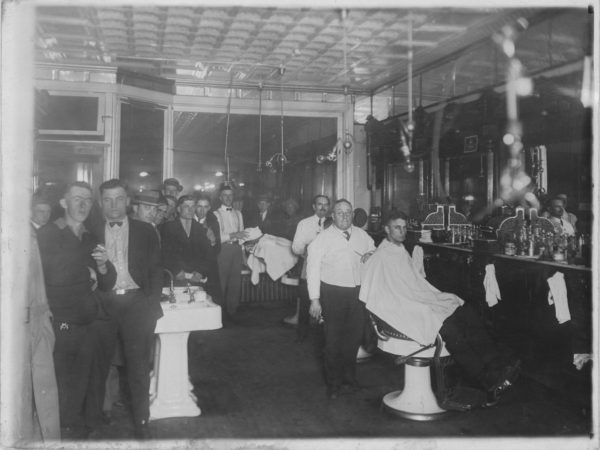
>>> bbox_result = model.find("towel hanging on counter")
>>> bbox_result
[547,271,571,324]
[483,264,502,307]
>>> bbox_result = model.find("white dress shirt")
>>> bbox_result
[104,217,139,290]
[306,225,375,300]
[291,214,326,279]
[214,205,244,243]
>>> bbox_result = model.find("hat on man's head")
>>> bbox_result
[163,178,183,192]
[257,192,273,203]
[31,194,52,208]
[132,190,162,206]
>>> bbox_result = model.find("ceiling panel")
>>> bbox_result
[35,5,565,94]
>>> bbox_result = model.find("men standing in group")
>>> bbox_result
[162,178,183,199]
[161,195,212,285]
[306,199,375,399]
[290,195,331,339]
[213,185,248,322]
[94,179,163,439]
[31,195,52,232]
[37,181,117,439]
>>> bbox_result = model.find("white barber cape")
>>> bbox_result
[359,239,464,346]
[247,234,298,285]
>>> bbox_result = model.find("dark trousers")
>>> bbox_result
[84,316,118,427]
[320,283,365,388]
[52,320,95,429]
[297,279,310,340]
[102,291,157,426]
[217,243,243,315]
[205,258,223,306]
[439,304,511,389]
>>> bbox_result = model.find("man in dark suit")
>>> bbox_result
[250,192,282,236]
[161,195,212,286]
[94,179,163,439]
[194,194,223,304]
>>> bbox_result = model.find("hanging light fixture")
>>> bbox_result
[265,66,289,172]
[317,9,354,164]
[223,71,234,184]
[256,83,263,172]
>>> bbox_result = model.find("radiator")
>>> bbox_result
[241,273,298,304]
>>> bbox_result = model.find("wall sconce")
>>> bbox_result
[265,153,289,172]
[342,132,354,153]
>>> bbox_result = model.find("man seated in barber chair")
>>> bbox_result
[359,210,521,409]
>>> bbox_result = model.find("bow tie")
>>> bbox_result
[109,221,123,228]
[226,207,232,211]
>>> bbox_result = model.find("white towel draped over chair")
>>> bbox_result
[483,264,502,307]
[246,234,299,285]
[547,271,571,324]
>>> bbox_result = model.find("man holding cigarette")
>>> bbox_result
[37,181,117,439]
[306,199,375,399]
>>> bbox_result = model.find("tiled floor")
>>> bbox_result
[72,302,593,448]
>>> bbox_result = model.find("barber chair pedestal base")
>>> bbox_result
[382,360,448,421]
[379,337,450,421]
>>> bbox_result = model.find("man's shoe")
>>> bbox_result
[484,360,521,407]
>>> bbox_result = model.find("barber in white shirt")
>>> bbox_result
[306,199,375,399]
[289,194,330,340]
[213,185,248,322]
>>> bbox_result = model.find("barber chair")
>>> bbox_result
[370,314,451,421]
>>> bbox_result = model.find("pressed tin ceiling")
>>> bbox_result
[34,5,557,94]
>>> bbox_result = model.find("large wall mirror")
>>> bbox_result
[172,111,338,215]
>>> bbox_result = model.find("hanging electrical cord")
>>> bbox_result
[400,14,415,173]
[223,70,234,184]
[279,74,286,171]
[257,83,263,172]
[265,66,289,172]
[317,9,353,164]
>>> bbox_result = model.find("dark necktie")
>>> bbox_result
[109,221,123,228]
[343,231,350,241]
[318,218,323,227]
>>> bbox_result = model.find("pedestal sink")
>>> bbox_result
[149,286,222,421]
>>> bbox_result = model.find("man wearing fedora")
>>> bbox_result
[131,190,163,245]
[162,178,183,199]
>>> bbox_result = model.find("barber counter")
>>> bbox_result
[411,242,592,406]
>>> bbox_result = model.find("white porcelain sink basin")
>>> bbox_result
[156,287,222,333]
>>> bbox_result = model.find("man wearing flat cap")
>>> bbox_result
[162,178,183,199]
